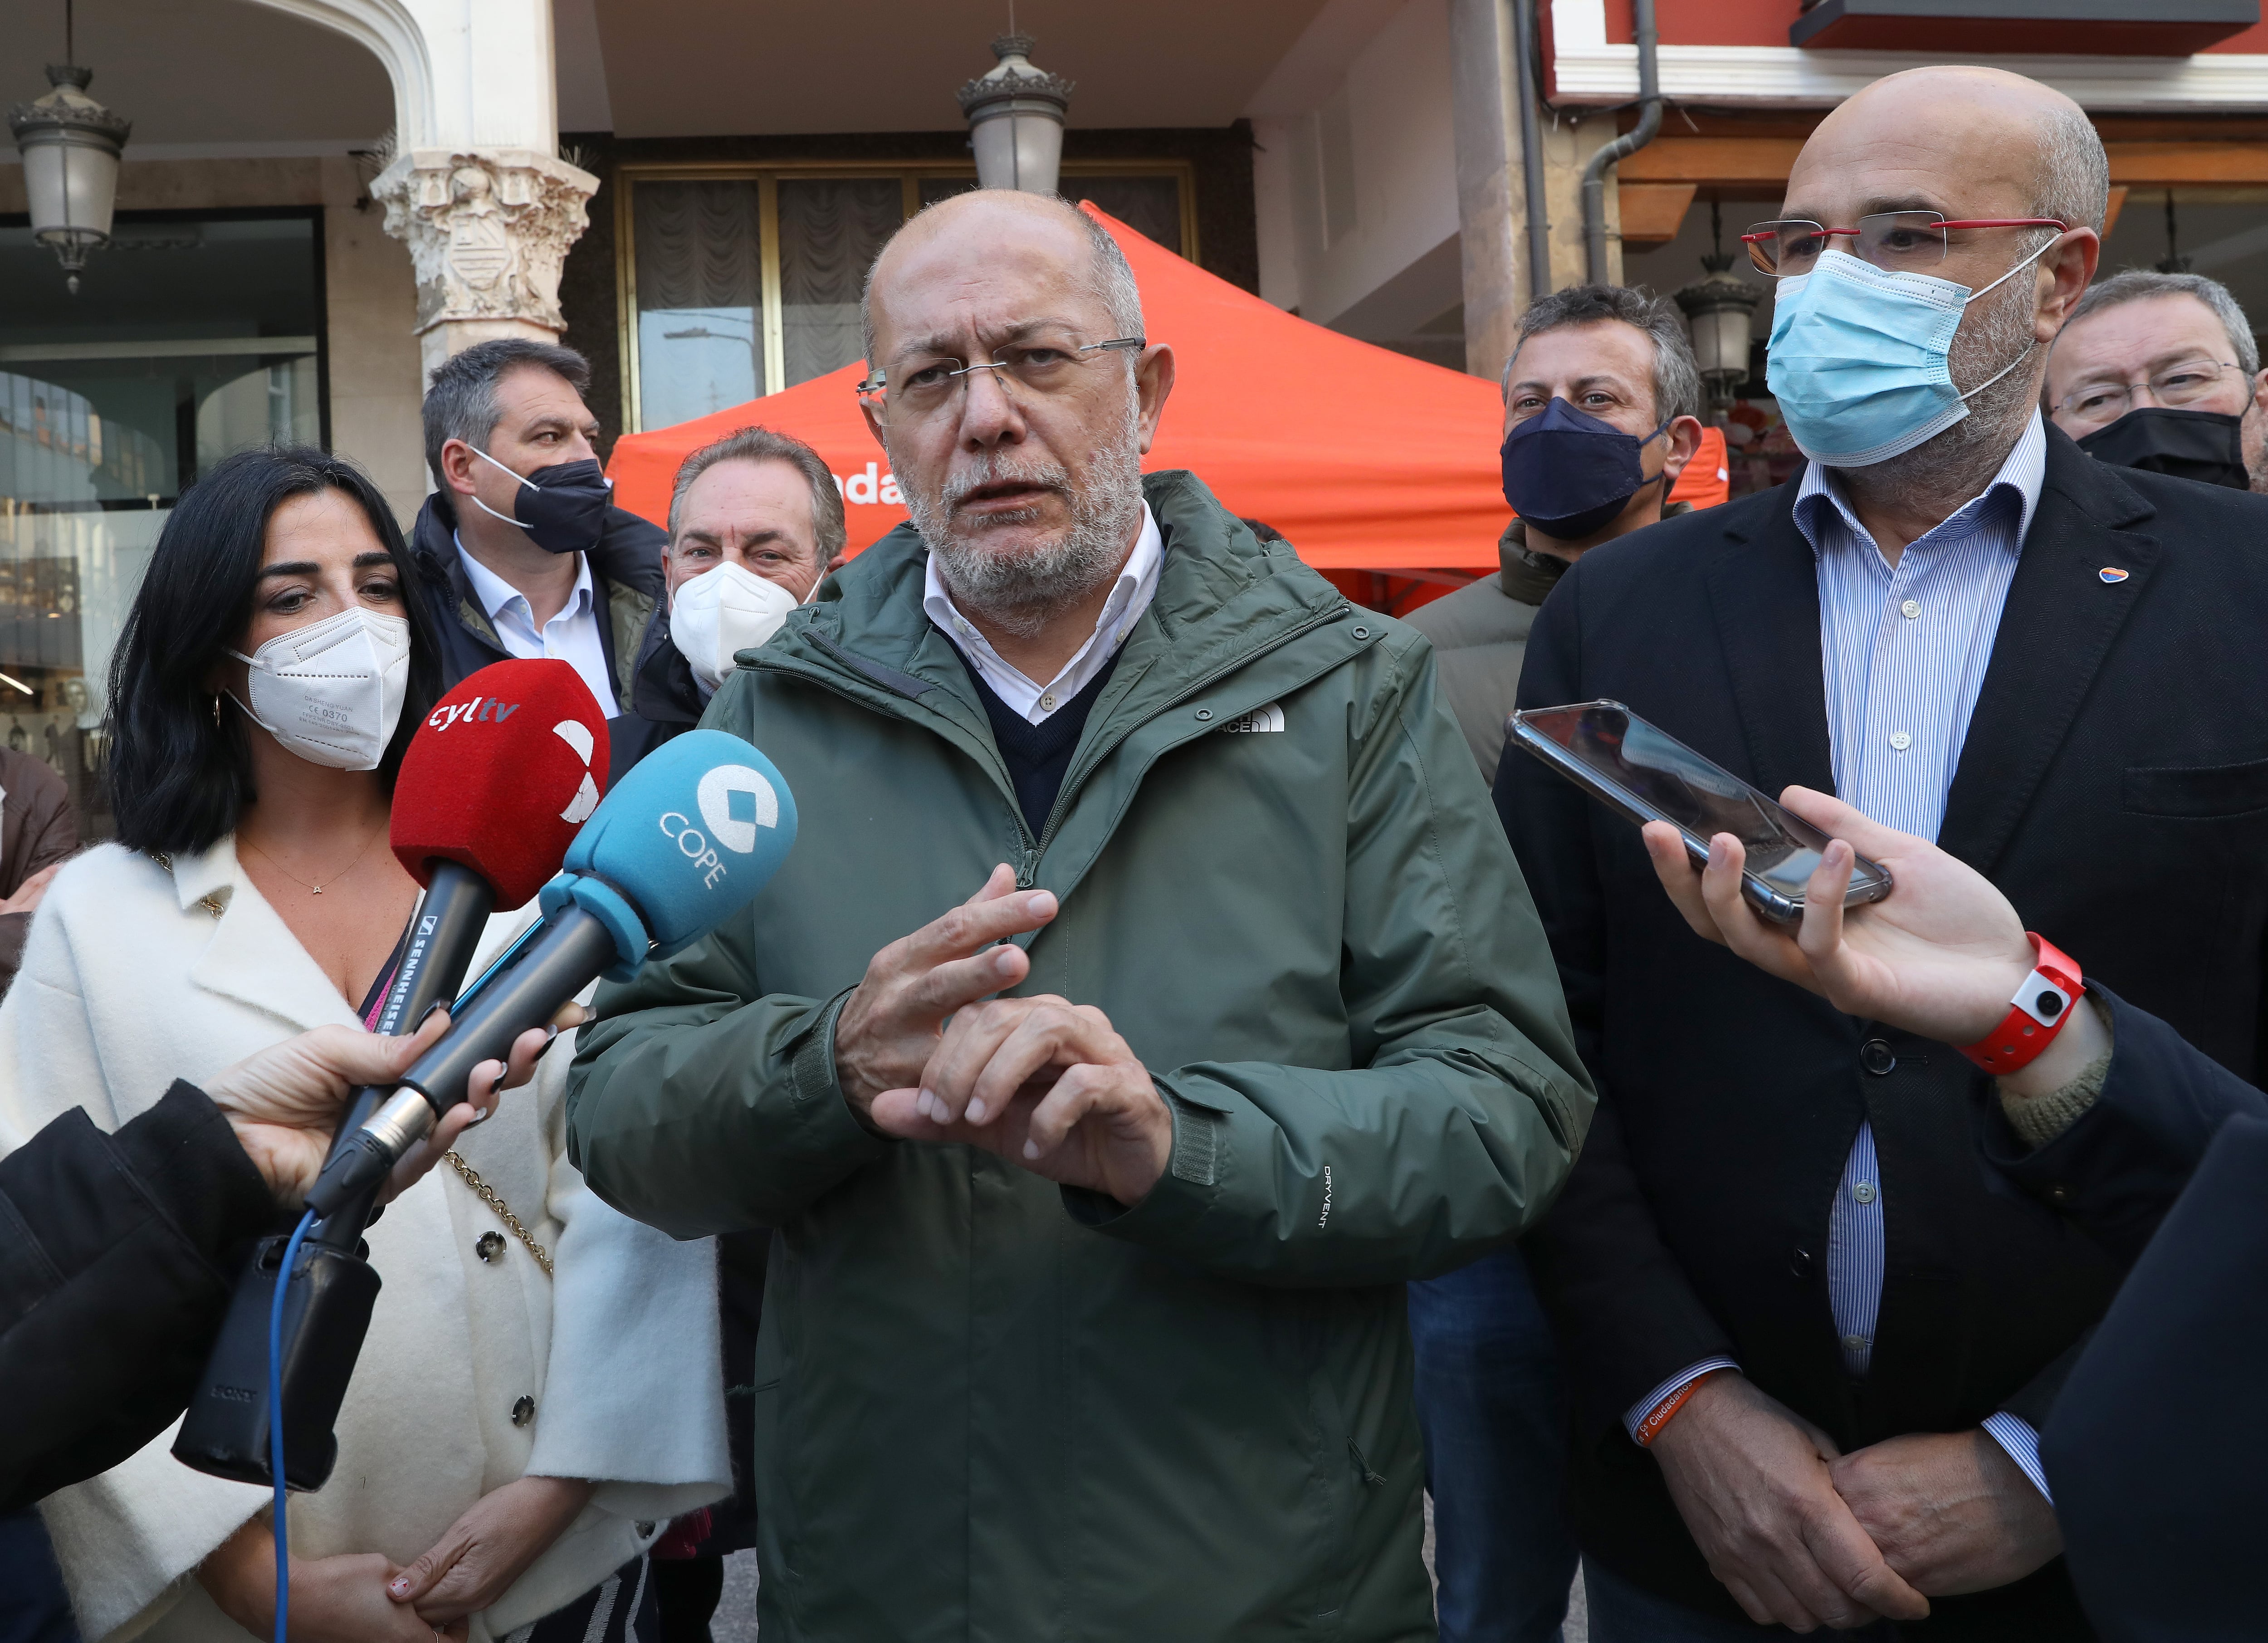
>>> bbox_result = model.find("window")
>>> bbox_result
[0,208,325,839]
[619,162,1194,431]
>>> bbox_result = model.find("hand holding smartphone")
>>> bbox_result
[1509,700,1893,924]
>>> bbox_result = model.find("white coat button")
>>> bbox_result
[1888,731,1913,752]
[1853,1181,1878,1205]
[1901,598,1921,619]
[475,1232,505,1263]
[511,1395,535,1427]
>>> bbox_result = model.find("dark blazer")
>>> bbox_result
[407,492,683,787]
[0,1083,278,1511]
[1497,428,2268,1636]
[1985,988,2268,1643]
[0,746,76,999]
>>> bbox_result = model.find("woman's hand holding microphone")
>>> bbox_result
[203,1003,588,1208]
[1640,785,2109,1097]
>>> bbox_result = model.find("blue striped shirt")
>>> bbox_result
[1628,415,2053,1501]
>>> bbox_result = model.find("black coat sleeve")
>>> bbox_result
[1496,575,1737,1440]
[1985,985,2265,1266]
[0,1083,278,1511]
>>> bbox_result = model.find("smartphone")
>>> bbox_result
[1508,699,1892,924]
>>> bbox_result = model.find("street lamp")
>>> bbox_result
[9,4,131,295]
[1673,203,1763,417]
[957,33,1073,196]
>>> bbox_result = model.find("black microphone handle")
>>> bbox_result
[309,859,496,1252]
[301,906,623,1219]
[396,904,619,1113]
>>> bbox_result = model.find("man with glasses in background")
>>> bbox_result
[567,189,1593,1643]
[1500,65,2268,1639]
[2044,267,2268,489]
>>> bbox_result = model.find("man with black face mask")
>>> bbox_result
[411,339,682,780]
[1411,285,1707,788]
[2045,268,2268,490]
[1402,284,1705,1643]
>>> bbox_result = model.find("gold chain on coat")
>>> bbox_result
[443,1151,554,1277]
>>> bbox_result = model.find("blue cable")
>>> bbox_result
[269,1208,316,1643]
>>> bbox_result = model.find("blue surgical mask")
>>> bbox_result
[1501,396,1672,539]
[1766,239,2056,468]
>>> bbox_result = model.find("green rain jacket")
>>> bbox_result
[567,471,1595,1643]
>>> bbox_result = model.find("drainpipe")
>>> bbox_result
[1579,0,1662,286]
[1509,0,1554,300]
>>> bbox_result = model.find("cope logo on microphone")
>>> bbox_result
[659,764,782,888]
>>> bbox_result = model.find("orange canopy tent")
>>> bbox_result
[607,204,1726,571]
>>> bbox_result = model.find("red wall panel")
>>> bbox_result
[1601,0,2268,52]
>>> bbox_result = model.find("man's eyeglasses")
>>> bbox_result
[2056,358,2243,429]
[1741,211,2068,279]
[855,336,1146,420]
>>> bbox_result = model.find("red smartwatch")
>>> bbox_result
[1959,935,2083,1073]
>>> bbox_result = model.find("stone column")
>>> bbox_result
[1450,0,1625,381]
[372,147,599,377]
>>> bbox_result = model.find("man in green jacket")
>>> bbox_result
[567,189,1594,1643]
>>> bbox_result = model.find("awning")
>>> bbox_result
[607,204,1725,570]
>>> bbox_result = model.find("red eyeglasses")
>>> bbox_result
[1743,211,2069,278]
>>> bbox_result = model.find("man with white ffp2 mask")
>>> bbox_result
[630,425,849,724]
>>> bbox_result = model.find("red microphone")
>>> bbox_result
[389,658,611,914]
[318,660,605,1225]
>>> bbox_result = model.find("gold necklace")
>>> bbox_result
[239,823,386,896]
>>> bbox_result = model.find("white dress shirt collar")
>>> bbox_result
[1795,411,2048,567]
[923,501,1164,725]
[456,532,596,626]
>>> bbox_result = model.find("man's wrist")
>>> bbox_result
[1626,1358,1741,1446]
[1998,987,2112,1105]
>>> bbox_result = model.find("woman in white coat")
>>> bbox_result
[0,448,728,1643]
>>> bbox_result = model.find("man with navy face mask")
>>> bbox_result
[1406,284,1703,1643]
[1501,65,2268,1639]
[411,339,674,779]
[1413,285,1706,788]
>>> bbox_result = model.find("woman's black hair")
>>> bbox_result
[107,445,442,856]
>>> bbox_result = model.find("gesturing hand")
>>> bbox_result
[1648,1374,1930,1631]
[869,994,1173,1207]
[832,864,1059,1121]
[1831,1429,2062,1596]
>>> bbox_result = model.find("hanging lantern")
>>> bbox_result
[1673,205,1762,415]
[10,58,131,296]
[957,33,1073,196]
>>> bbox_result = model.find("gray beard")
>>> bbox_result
[1838,256,2045,517]
[899,399,1146,640]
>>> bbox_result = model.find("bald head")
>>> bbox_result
[860,191,1143,375]
[1788,67,2107,236]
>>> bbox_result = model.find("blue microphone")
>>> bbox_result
[303,732,797,1217]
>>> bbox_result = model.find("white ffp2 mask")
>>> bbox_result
[229,607,413,770]
[670,562,802,692]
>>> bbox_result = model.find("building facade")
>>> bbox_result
[5,0,2267,836]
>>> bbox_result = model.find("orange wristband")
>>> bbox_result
[1637,1370,1720,1447]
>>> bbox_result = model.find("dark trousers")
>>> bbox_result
[0,1509,75,1643]
[1408,1245,1579,1643]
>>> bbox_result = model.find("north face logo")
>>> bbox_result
[1220,703,1285,733]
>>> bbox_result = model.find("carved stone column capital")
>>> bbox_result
[373,147,599,371]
